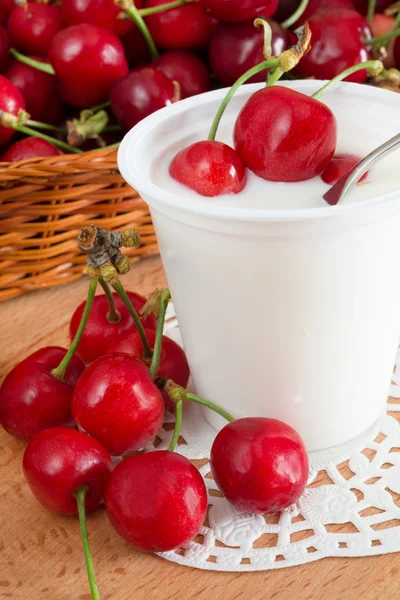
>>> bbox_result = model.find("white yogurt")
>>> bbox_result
[119,81,400,452]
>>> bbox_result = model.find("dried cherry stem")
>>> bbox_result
[10,48,55,74]
[254,18,273,57]
[368,0,376,24]
[162,379,236,423]
[168,399,183,452]
[52,279,98,380]
[149,289,171,379]
[281,0,309,29]
[139,0,194,16]
[115,0,159,60]
[112,280,153,360]
[74,486,101,600]
[99,278,120,323]
[312,60,383,100]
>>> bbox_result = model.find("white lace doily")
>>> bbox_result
[150,305,400,571]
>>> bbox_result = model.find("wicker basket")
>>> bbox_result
[0,147,158,302]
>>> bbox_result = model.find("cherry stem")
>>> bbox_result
[162,379,236,423]
[99,278,120,323]
[52,278,98,380]
[168,399,183,452]
[93,142,120,152]
[26,120,65,133]
[89,101,111,113]
[17,124,82,154]
[207,58,279,141]
[103,125,122,132]
[267,66,284,86]
[10,48,55,74]
[311,60,383,100]
[112,280,153,360]
[367,27,400,46]
[185,392,235,422]
[149,289,171,379]
[139,0,193,17]
[254,18,272,58]
[117,0,159,60]
[74,486,101,600]
[368,0,376,24]
[281,0,309,29]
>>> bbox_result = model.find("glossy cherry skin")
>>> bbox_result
[48,24,129,108]
[105,451,207,551]
[0,347,85,441]
[210,418,309,513]
[72,353,165,456]
[23,428,113,514]
[111,67,176,131]
[294,0,355,25]
[0,0,13,25]
[209,18,289,86]
[70,291,156,364]
[200,0,277,22]
[7,3,64,57]
[108,328,190,409]
[296,9,371,84]
[234,86,336,183]
[5,58,64,125]
[0,74,25,146]
[0,24,8,72]
[153,52,210,99]
[170,141,247,197]
[62,0,143,38]
[1,137,61,162]
[145,0,215,50]
[321,154,367,186]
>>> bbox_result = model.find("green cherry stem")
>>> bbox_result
[149,289,171,380]
[17,125,83,154]
[162,379,236,423]
[116,0,159,60]
[281,0,309,29]
[10,48,55,74]
[185,393,236,422]
[112,280,153,360]
[207,58,279,141]
[139,0,193,16]
[99,278,120,323]
[52,278,98,381]
[74,486,101,600]
[367,0,376,24]
[168,399,183,452]
[89,101,111,112]
[267,66,284,86]
[312,60,383,100]
[367,27,400,46]
[26,120,65,133]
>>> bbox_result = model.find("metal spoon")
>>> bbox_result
[323,131,400,206]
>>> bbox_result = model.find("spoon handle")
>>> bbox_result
[323,131,400,206]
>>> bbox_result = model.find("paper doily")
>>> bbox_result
[151,305,400,572]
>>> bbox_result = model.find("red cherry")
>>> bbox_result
[108,328,190,409]
[321,154,367,186]
[72,353,165,456]
[209,18,289,86]
[145,0,214,50]
[170,140,247,197]
[1,137,61,162]
[105,451,207,551]
[294,0,356,25]
[0,0,13,25]
[23,428,113,514]
[62,0,143,38]
[48,24,129,108]
[296,9,371,84]
[201,0,277,22]
[121,26,151,68]
[5,58,64,125]
[234,86,336,182]
[153,51,211,99]
[210,418,309,513]
[7,3,64,57]
[0,346,85,441]
[110,66,176,131]
[0,74,25,146]
[0,24,9,72]
[69,291,156,364]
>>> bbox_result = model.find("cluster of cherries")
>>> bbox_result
[170,21,378,198]
[0,262,308,599]
[0,0,397,163]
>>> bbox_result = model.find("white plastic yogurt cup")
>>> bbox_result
[118,81,400,451]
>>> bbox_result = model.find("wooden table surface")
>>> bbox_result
[1,255,399,600]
